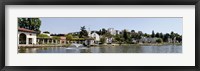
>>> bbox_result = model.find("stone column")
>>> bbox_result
[47,39,49,44]
[26,38,29,45]
[37,39,39,42]
[52,39,54,44]
[64,40,66,44]
[42,39,45,44]
[60,40,62,44]
[56,40,58,44]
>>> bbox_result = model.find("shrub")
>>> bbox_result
[156,38,163,43]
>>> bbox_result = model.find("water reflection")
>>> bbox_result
[18,45,182,53]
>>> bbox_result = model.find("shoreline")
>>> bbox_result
[18,43,182,48]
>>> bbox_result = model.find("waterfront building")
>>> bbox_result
[18,28,37,45]
[37,35,68,44]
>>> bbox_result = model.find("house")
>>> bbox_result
[18,28,37,45]
[85,30,100,46]
[91,32,100,44]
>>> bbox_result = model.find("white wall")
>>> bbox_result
[18,31,37,44]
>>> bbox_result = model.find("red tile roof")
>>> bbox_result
[18,28,37,33]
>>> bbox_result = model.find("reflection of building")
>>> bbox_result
[18,28,37,45]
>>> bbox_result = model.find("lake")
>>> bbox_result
[18,44,182,53]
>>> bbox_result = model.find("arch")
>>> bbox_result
[19,33,26,44]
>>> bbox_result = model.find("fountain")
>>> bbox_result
[70,43,84,47]
[65,43,88,53]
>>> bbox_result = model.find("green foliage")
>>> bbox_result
[66,34,73,41]
[18,18,41,32]
[151,30,155,38]
[43,31,50,34]
[37,34,49,38]
[100,36,106,44]
[155,32,160,38]
[156,38,163,43]
[72,38,85,41]
[79,26,88,38]
[114,34,121,42]
[52,36,60,40]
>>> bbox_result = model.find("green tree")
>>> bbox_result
[66,34,73,41]
[163,33,170,42]
[101,28,107,35]
[43,31,50,34]
[155,32,160,38]
[170,31,175,39]
[159,33,163,39]
[151,30,155,38]
[52,36,60,40]
[18,18,41,32]
[79,26,88,38]
[100,36,106,44]
[156,38,163,43]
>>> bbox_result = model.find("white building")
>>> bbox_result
[18,28,37,45]
[108,28,116,35]
[85,29,100,45]
[91,32,100,41]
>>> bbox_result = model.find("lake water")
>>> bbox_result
[18,44,182,53]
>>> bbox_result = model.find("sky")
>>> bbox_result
[40,17,183,35]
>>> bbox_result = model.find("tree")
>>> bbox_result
[159,33,163,39]
[100,36,106,44]
[163,33,170,42]
[123,30,128,41]
[138,31,143,36]
[131,30,135,33]
[114,34,121,42]
[52,36,60,40]
[156,38,163,43]
[151,30,155,38]
[79,26,88,38]
[101,28,107,35]
[155,32,160,38]
[43,31,50,34]
[66,34,73,41]
[170,31,175,39]
[18,18,41,32]
[176,35,182,43]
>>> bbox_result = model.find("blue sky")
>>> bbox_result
[40,17,182,35]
